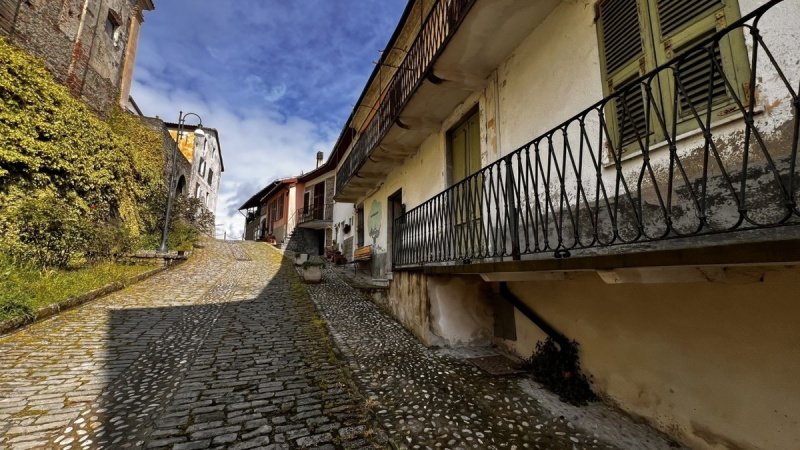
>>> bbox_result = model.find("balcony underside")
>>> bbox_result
[336,0,559,203]
[297,220,331,230]
[396,227,800,276]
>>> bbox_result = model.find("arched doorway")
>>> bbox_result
[175,175,186,196]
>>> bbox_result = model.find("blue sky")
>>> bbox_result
[131,0,407,238]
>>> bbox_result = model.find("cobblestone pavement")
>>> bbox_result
[0,241,382,449]
[307,269,682,450]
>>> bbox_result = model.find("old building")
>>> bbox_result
[0,0,154,114]
[164,123,224,221]
[331,0,800,449]
[240,148,353,253]
[239,182,278,241]
[239,177,301,245]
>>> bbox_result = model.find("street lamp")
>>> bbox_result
[159,111,205,253]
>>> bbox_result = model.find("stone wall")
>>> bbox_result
[284,228,320,255]
[140,117,192,198]
[0,0,152,115]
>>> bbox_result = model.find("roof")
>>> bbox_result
[237,178,297,210]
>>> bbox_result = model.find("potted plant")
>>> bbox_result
[300,260,324,283]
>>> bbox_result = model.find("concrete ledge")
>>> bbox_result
[0,263,173,336]
[401,230,800,275]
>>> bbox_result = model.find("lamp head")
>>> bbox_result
[193,127,206,139]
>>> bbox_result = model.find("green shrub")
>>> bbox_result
[0,36,168,266]
[523,338,597,406]
[1,188,92,267]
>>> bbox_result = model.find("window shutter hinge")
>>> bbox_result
[664,39,673,59]
[638,57,647,75]
[715,11,727,30]
[742,82,752,105]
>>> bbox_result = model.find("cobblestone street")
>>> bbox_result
[1,241,678,449]
[0,241,381,450]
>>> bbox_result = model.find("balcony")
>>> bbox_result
[392,0,800,272]
[296,203,333,230]
[335,0,562,202]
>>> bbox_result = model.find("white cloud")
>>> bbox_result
[130,0,408,241]
[131,79,335,239]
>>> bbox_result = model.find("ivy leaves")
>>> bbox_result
[0,37,167,266]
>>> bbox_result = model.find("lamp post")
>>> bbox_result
[159,111,205,253]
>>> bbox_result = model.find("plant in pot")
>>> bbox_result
[300,260,324,283]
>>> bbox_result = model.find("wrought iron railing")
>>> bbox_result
[393,0,799,268]
[297,203,333,225]
[335,0,476,197]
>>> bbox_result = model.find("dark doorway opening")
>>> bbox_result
[388,189,403,270]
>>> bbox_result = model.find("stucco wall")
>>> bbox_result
[332,202,355,255]
[502,266,800,450]
[428,275,494,347]
[188,129,222,221]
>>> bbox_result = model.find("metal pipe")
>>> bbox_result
[498,282,568,348]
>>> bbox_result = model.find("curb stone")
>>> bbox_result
[0,261,183,336]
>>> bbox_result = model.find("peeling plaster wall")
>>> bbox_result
[332,202,355,256]
[501,266,800,450]
[380,271,493,348]
[427,275,494,347]
[488,0,800,243]
[385,271,433,345]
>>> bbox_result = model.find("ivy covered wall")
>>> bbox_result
[0,36,166,266]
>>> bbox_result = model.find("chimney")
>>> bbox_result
[316,151,324,168]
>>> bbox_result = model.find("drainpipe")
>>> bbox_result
[498,282,570,349]
[66,0,91,79]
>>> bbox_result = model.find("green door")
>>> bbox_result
[449,111,482,257]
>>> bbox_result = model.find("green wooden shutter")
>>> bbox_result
[656,0,721,37]
[673,31,729,116]
[597,0,654,152]
[599,0,643,76]
[654,0,749,130]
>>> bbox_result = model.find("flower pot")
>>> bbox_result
[301,265,323,283]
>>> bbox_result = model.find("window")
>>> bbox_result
[447,108,482,252]
[271,196,284,221]
[448,109,481,186]
[207,170,213,186]
[197,158,206,176]
[105,10,122,46]
[356,205,365,247]
[596,0,749,154]
[195,183,200,198]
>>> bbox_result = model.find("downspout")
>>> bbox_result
[9,0,23,37]
[498,281,570,349]
[77,0,103,100]
[66,0,91,78]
